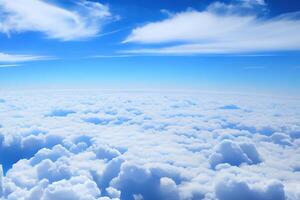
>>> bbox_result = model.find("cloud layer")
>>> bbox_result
[0,90,299,199]
[124,1,300,54]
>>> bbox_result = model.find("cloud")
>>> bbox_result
[83,117,111,125]
[159,177,180,200]
[241,0,266,7]
[0,91,299,199]
[123,2,300,54]
[42,176,101,200]
[215,177,285,200]
[45,109,76,117]
[110,162,183,200]
[0,52,51,63]
[209,140,262,169]
[269,132,293,146]
[219,105,241,110]
[0,132,63,173]
[0,0,112,41]
[0,64,19,68]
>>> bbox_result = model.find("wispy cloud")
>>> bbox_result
[123,1,300,54]
[0,0,112,41]
[91,54,135,58]
[0,52,53,63]
[0,64,20,68]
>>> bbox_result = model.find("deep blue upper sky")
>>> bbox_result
[0,0,299,95]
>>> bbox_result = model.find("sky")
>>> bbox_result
[0,1,300,199]
[0,0,300,95]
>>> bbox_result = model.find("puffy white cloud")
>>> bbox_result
[30,145,70,166]
[42,176,101,200]
[215,176,285,200]
[123,2,300,54]
[0,90,299,199]
[106,187,120,199]
[36,159,71,183]
[0,132,63,173]
[110,162,184,200]
[269,132,293,146]
[94,146,121,161]
[0,0,111,41]
[159,177,180,200]
[209,140,262,169]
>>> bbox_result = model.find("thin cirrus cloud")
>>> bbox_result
[0,52,52,63]
[0,0,112,41]
[0,64,19,68]
[123,2,300,54]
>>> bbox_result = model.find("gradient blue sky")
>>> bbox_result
[0,0,300,95]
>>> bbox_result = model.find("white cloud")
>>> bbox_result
[159,177,180,200]
[0,52,51,63]
[42,176,101,200]
[242,0,266,6]
[269,132,293,146]
[215,176,285,200]
[0,64,19,67]
[123,2,300,54]
[209,140,262,169]
[0,0,111,41]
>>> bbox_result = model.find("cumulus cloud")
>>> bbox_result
[215,177,285,200]
[43,176,101,200]
[0,0,112,41]
[45,109,76,117]
[0,131,63,173]
[269,132,293,146]
[209,140,262,169]
[123,1,300,54]
[0,90,299,199]
[110,162,183,200]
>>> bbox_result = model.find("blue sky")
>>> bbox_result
[0,0,300,95]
